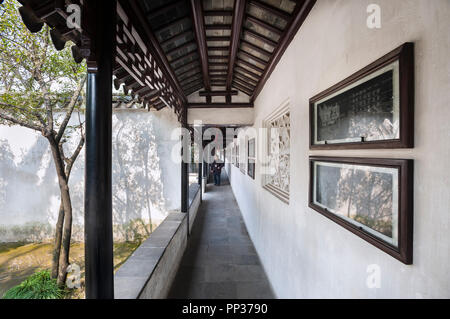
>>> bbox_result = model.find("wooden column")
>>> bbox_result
[84,0,116,299]
[180,106,189,235]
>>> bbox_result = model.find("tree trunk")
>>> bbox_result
[58,184,73,286]
[143,150,153,233]
[48,137,73,287]
[51,203,64,279]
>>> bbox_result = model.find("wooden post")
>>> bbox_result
[84,0,116,299]
[181,106,189,235]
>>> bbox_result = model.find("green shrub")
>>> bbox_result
[2,270,63,299]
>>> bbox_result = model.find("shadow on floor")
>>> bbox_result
[168,171,274,299]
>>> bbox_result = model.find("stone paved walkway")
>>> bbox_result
[168,171,274,299]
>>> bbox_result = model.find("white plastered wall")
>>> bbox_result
[226,0,450,298]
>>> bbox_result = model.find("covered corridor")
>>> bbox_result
[169,171,274,299]
[1,0,449,300]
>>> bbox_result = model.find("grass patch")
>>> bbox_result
[2,270,63,299]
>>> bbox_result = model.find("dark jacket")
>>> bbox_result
[211,161,223,174]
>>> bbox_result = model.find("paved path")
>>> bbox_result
[168,171,274,299]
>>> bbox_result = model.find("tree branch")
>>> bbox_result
[0,109,44,132]
[65,135,85,178]
[56,75,87,143]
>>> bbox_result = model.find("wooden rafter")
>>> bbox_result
[153,16,190,34]
[237,59,264,74]
[227,0,246,93]
[188,103,253,108]
[244,28,278,47]
[232,82,253,96]
[190,0,211,93]
[247,15,284,36]
[161,30,193,47]
[251,0,317,100]
[209,62,228,67]
[235,66,258,79]
[177,64,201,77]
[179,69,202,81]
[165,40,197,57]
[146,0,185,18]
[204,10,234,16]
[234,77,255,89]
[209,46,230,52]
[205,24,232,30]
[235,72,258,86]
[248,0,291,21]
[127,0,187,105]
[181,74,202,86]
[239,50,269,66]
[199,90,238,97]
[241,40,272,57]
[170,50,198,65]
[174,59,198,72]
[206,36,231,42]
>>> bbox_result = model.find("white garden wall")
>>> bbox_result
[227,0,450,298]
[0,108,181,242]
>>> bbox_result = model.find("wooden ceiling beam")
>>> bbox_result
[174,59,198,72]
[190,0,211,93]
[248,0,291,21]
[185,84,203,95]
[234,77,256,89]
[170,50,198,65]
[209,62,228,67]
[244,28,278,47]
[165,40,197,57]
[184,79,204,90]
[206,36,231,42]
[204,10,234,16]
[251,0,316,100]
[199,90,239,96]
[235,65,262,80]
[177,64,200,77]
[188,103,254,108]
[208,46,230,52]
[247,15,284,36]
[239,50,269,66]
[179,69,202,81]
[146,0,185,18]
[237,58,265,74]
[153,16,190,34]
[181,73,202,85]
[205,24,232,30]
[235,72,258,86]
[227,0,246,91]
[127,0,187,104]
[241,39,272,57]
[232,82,253,96]
[161,30,193,47]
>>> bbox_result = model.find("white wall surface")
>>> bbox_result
[227,0,450,298]
[188,107,254,126]
[0,108,181,242]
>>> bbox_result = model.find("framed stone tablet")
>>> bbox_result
[309,43,414,149]
[309,156,413,264]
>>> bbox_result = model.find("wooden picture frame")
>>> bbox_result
[309,156,413,264]
[309,43,414,149]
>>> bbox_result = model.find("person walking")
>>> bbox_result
[211,156,224,186]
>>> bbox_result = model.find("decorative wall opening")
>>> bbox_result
[262,99,290,204]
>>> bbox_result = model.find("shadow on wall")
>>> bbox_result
[0,111,177,243]
[112,112,168,242]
